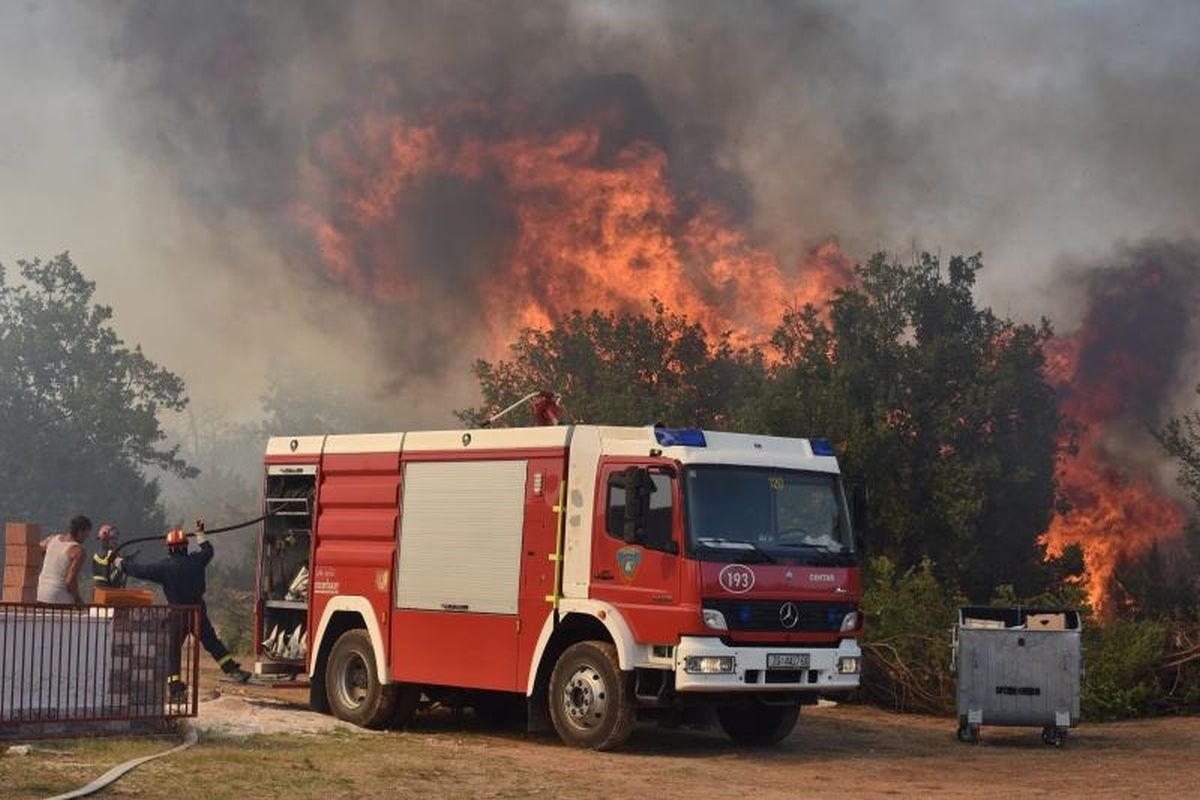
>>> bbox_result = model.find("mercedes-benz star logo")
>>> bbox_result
[779,602,799,629]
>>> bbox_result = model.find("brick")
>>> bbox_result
[1,584,37,603]
[4,522,42,546]
[4,542,42,567]
[3,563,40,588]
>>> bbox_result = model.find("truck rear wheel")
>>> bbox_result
[548,641,636,750]
[325,629,397,729]
[717,700,800,746]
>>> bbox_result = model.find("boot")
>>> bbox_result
[222,660,252,683]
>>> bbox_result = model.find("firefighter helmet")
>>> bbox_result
[96,523,119,543]
[165,528,188,550]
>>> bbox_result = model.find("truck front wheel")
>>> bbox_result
[325,629,397,729]
[717,700,800,746]
[548,641,636,750]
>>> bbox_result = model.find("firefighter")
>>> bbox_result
[121,520,251,698]
[92,523,126,589]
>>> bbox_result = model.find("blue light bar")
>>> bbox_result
[810,438,836,457]
[654,428,707,447]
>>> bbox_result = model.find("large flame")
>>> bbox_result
[1041,264,1188,613]
[296,103,852,352]
[295,100,1187,615]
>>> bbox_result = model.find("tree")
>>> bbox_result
[457,301,766,428]
[0,253,193,539]
[1158,386,1200,509]
[743,253,1063,598]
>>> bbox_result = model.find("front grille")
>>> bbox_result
[705,599,855,633]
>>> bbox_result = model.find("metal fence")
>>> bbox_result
[0,603,200,736]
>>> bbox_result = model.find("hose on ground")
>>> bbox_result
[43,725,199,800]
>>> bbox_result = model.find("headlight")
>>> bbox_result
[702,608,728,631]
[684,656,736,674]
[840,611,860,632]
[837,656,861,674]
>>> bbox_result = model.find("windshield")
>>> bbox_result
[684,465,855,564]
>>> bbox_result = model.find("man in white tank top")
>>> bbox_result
[37,515,91,605]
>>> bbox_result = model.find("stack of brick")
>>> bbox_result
[3,522,42,603]
[107,608,173,717]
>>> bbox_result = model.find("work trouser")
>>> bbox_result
[167,600,238,685]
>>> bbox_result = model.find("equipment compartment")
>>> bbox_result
[256,470,315,673]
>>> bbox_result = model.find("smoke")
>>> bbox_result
[2,1,1199,420]
[1052,239,1200,476]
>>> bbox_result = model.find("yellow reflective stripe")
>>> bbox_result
[217,655,235,666]
[94,553,111,565]
[168,675,181,682]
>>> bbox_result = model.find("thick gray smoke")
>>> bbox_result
[2,1,1199,421]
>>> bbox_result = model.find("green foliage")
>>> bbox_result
[1157,384,1200,509]
[457,301,765,428]
[0,253,192,537]
[1081,618,1169,720]
[748,253,1062,599]
[860,556,962,713]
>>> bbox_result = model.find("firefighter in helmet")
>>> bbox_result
[122,520,251,697]
[92,523,126,589]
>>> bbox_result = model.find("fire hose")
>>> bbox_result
[115,510,278,554]
[43,725,199,800]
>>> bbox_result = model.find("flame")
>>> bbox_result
[295,103,852,352]
[296,99,1190,614]
[1040,273,1187,613]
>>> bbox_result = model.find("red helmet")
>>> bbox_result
[165,528,188,550]
[97,524,119,543]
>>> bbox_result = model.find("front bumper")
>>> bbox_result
[674,636,862,693]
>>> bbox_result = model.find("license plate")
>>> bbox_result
[767,653,809,670]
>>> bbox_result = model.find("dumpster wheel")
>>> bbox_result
[1041,726,1068,747]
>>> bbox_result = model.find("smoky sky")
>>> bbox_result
[1,0,1199,423]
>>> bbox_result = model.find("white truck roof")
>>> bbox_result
[266,425,840,473]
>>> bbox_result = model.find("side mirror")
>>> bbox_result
[847,479,868,551]
[623,466,648,544]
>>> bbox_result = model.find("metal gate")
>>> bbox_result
[0,603,200,737]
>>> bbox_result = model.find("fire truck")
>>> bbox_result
[254,424,863,749]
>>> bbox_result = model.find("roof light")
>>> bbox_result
[654,428,707,447]
[810,438,836,457]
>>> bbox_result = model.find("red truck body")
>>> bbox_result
[255,425,862,747]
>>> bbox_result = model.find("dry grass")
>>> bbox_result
[4,690,1200,799]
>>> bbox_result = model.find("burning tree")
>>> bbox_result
[750,252,1068,601]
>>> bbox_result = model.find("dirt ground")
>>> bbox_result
[3,676,1197,799]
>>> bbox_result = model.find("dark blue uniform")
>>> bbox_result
[125,542,241,681]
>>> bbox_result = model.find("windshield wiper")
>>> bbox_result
[696,536,776,564]
[777,541,842,554]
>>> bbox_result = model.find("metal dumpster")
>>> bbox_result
[951,605,1082,746]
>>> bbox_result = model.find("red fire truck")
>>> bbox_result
[254,425,863,749]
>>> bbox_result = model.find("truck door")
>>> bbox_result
[589,459,684,643]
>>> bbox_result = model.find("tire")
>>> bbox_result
[717,701,800,746]
[548,641,636,750]
[325,629,397,729]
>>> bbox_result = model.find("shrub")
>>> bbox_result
[861,556,961,714]
[1081,618,1169,720]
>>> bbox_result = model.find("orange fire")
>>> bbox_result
[1041,313,1186,614]
[296,103,852,353]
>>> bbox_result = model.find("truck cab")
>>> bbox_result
[255,425,862,749]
